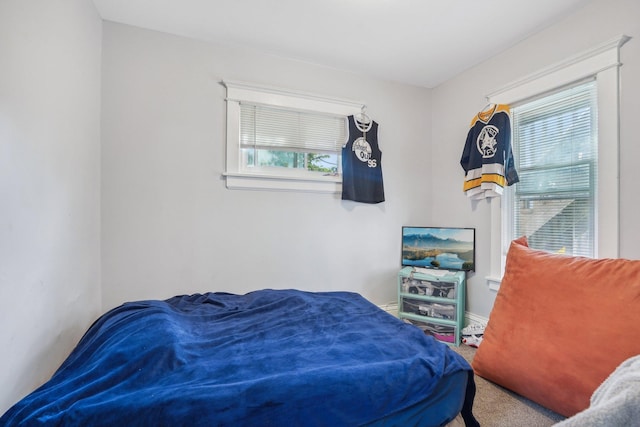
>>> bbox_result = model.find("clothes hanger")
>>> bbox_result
[355,105,372,132]
[478,99,498,122]
[480,98,496,113]
[356,106,370,122]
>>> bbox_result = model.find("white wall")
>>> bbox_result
[431,0,640,317]
[0,0,102,413]
[100,22,433,311]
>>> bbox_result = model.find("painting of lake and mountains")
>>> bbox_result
[402,227,475,271]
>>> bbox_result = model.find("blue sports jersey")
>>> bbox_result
[342,115,385,204]
[460,104,519,199]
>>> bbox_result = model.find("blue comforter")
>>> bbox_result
[2,290,477,426]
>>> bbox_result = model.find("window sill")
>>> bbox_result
[486,276,502,292]
[223,172,341,193]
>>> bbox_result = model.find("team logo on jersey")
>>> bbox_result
[352,137,377,167]
[476,125,499,158]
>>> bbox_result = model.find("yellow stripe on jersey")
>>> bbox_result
[463,177,482,191]
[463,174,506,191]
[481,174,506,187]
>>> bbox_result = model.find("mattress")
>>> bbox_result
[1,289,478,426]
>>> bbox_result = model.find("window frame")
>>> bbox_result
[222,80,364,193]
[485,34,630,290]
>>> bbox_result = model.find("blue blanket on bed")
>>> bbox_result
[1,290,477,426]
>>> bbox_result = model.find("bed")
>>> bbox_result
[1,289,478,426]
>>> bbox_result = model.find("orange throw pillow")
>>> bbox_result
[472,236,640,417]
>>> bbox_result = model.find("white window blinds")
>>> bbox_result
[510,80,597,257]
[240,103,346,154]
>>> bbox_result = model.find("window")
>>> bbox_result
[239,104,343,176]
[485,35,629,289]
[508,81,597,257]
[222,80,363,192]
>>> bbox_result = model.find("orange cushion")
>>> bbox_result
[472,236,640,417]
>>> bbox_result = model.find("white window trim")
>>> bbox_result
[485,34,630,290]
[222,80,364,193]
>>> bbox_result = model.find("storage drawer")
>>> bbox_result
[402,318,457,344]
[401,297,457,321]
[400,277,457,299]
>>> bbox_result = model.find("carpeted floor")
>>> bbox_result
[453,344,566,427]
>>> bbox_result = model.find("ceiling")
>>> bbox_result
[92,0,591,88]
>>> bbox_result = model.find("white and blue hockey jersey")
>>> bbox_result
[460,104,519,199]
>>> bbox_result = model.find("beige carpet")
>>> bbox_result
[453,344,566,427]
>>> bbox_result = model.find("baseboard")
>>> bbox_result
[378,302,398,317]
[464,311,489,327]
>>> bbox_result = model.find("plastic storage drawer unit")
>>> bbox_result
[397,267,466,346]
